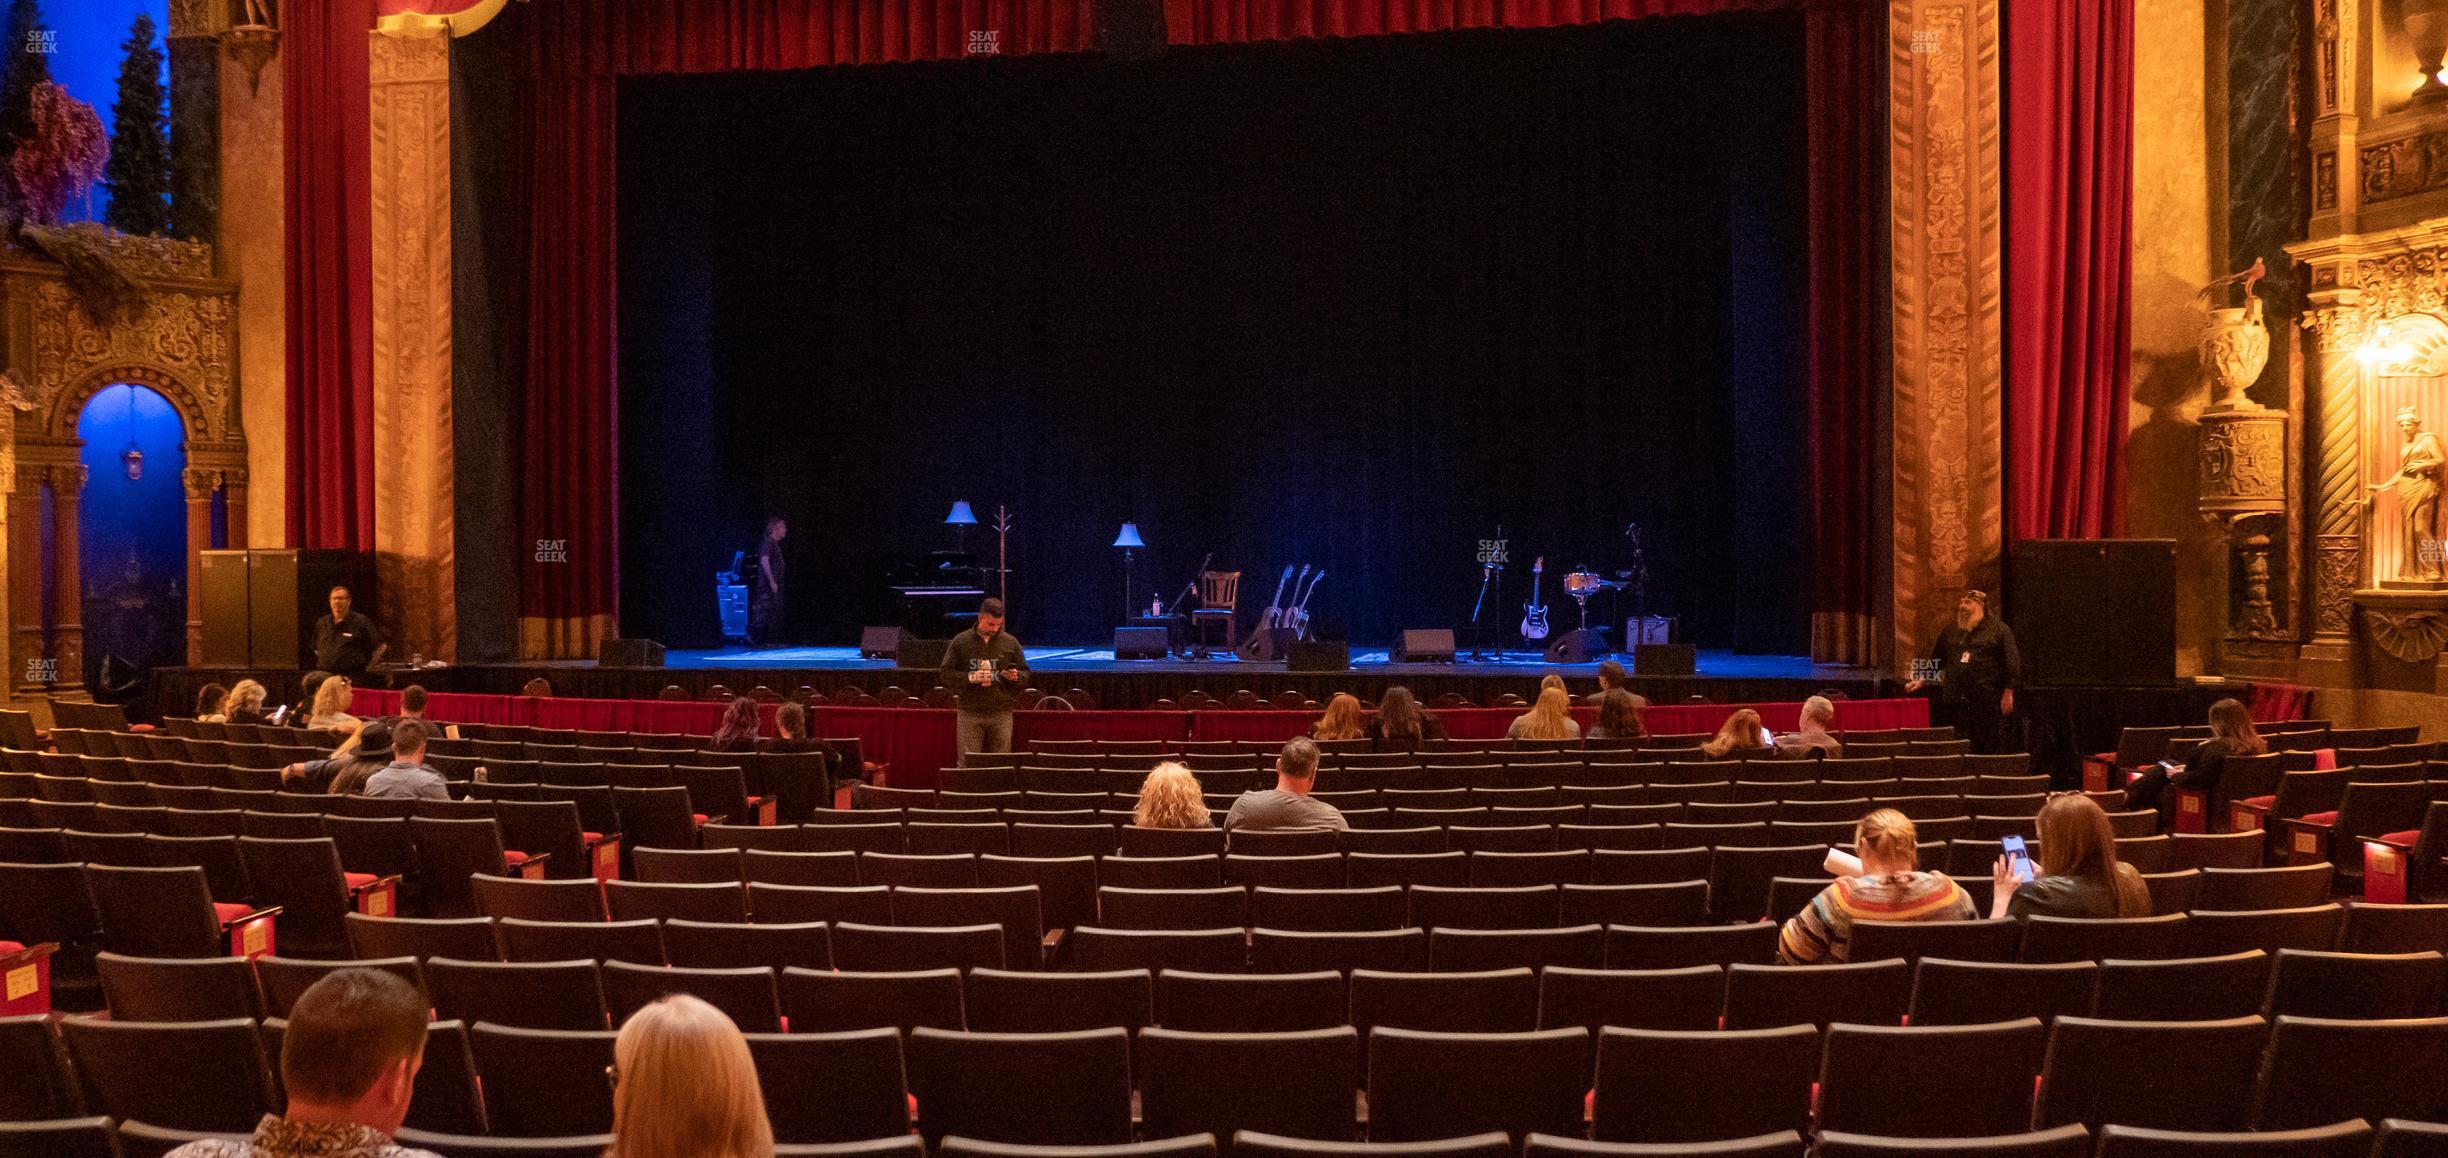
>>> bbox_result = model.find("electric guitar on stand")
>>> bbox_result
[1519,556,1551,642]
[1238,564,1304,661]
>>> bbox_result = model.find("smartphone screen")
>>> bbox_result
[2000,834,2035,883]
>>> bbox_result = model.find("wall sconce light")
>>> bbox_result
[2361,320,2412,371]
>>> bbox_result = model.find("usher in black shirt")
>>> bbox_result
[313,611,382,675]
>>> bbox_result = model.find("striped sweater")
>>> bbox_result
[1777,870,1975,964]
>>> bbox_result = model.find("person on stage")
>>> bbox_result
[1905,588,2022,754]
[750,517,787,648]
[941,598,1028,764]
[312,586,385,680]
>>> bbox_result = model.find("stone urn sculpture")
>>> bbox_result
[2199,259,2270,412]
[2411,0,2448,102]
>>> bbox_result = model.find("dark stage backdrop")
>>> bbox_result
[619,16,1808,651]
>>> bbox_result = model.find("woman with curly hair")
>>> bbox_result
[1132,761,1212,829]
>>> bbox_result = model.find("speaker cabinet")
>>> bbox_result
[1394,629,1456,664]
[860,626,908,660]
[199,550,251,666]
[895,637,950,670]
[598,638,666,667]
[2009,539,2176,687]
[1114,626,1169,660]
[1634,644,1697,676]
[1289,639,1351,672]
[1544,629,1604,665]
[246,550,372,669]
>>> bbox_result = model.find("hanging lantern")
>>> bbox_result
[118,386,142,479]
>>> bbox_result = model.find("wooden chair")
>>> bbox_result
[1190,571,1241,658]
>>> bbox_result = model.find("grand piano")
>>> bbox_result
[886,549,989,636]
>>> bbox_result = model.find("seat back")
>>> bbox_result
[1591,1023,1820,1143]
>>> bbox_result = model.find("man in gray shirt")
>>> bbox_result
[938,598,1029,765]
[361,720,448,802]
[1224,737,1347,832]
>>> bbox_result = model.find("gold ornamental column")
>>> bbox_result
[51,464,85,693]
[6,464,36,694]
[368,25,456,663]
[1887,0,2005,673]
[183,467,216,662]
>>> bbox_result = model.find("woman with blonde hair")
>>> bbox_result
[1701,708,1769,758]
[1507,686,1582,741]
[1991,794,2151,919]
[1312,693,1365,742]
[1779,808,1973,964]
[306,675,361,731]
[607,994,774,1158]
[222,679,270,725]
[1133,761,1212,829]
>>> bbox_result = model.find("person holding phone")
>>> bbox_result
[1990,794,2151,919]
[940,598,1029,765]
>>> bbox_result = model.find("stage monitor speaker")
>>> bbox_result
[1545,629,1605,665]
[896,637,951,670]
[1289,639,1351,672]
[1114,626,1169,660]
[2009,539,2176,687]
[860,626,908,660]
[598,638,666,667]
[247,549,372,669]
[199,550,251,666]
[1096,0,1166,60]
[1394,629,1455,664]
[1634,643,1697,676]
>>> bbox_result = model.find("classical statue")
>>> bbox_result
[2371,406,2447,581]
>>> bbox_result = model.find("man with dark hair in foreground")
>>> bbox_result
[940,597,1029,764]
[1224,737,1348,832]
[167,968,440,1157]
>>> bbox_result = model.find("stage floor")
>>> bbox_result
[661,645,1860,681]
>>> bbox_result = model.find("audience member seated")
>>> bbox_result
[308,675,363,732]
[1225,737,1347,832]
[1588,687,1649,741]
[1508,686,1582,741]
[1312,692,1365,742]
[1992,793,2150,919]
[285,722,397,796]
[1779,808,1973,964]
[220,679,271,726]
[1134,761,1212,829]
[290,672,331,727]
[760,701,824,754]
[1581,660,1630,706]
[1774,695,1843,759]
[521,677,554,697]
[1366,685,1447,750]
[194,681,230,722]
[363,721,447,801]
[166,968,441,1158]
[609,994,775,1158]
[1702,707,1771,759]
[2122,696,2263,828]
[708,696,763,753]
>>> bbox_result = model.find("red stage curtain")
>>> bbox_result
[283,0,377,551]
[2005,0,2132,540]
[1803,0,1882,665]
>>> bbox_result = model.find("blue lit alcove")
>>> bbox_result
[77,383,187,690]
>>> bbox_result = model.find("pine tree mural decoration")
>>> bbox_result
[104,12,167,235]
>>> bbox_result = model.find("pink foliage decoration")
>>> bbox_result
[12,82,107,226]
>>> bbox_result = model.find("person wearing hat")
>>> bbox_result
[1905,588,2021,754]
[283,721,398,796]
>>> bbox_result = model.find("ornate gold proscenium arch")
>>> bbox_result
[0,241,243,695]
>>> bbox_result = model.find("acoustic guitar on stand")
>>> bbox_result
[1285,569,1324,641]
[1238,564,1305,661]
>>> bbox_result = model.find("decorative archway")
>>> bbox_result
[0,239,242,694]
